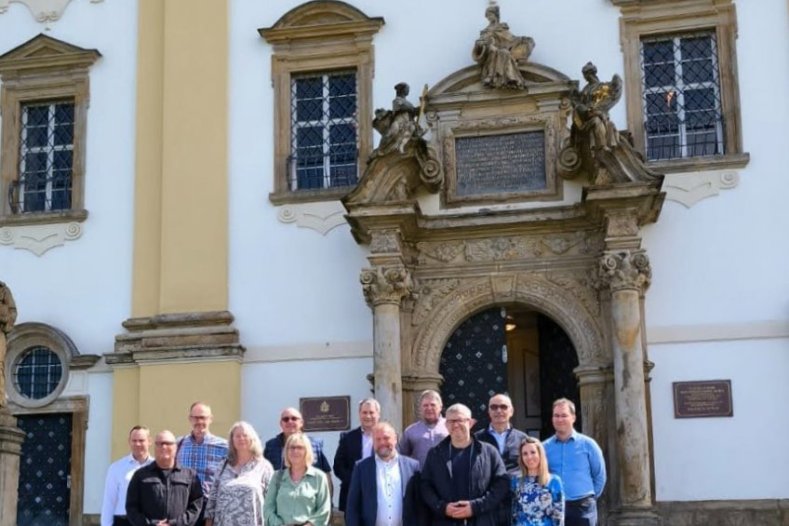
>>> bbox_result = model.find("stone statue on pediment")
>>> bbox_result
[0,281,17,409]
[472,1,534,90]
[371,82,420,159]
[572,62,622,152]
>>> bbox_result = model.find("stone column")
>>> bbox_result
[360,266,413,431]
[0,281,24,526]
[598,251,660,526]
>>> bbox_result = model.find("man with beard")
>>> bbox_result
[345,422,422,526]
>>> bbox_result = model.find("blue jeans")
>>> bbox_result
[565,496,597,526]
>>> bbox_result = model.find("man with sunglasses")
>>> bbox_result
[474,393,528,526]
[175,402,228,526]
[263,407,333,493]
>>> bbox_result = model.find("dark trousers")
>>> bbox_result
[112,517,131,526]
[565,497,597,526]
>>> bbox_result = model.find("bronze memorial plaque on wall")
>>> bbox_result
[455,131,546,197]
[300,396,351,432]
[673,380,733,418]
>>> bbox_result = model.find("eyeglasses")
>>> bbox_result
[288,445,306,450]
[489,404,509,411]
[281,416,301,422]
[156,441,176,446]
[190,415,209,421]
[446,418,470,426]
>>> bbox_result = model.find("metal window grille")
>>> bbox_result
[10,100,75,214]
[640,31,725,161]
[289,70,358,191]
[13,346,63,400]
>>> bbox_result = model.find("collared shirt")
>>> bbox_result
[399,417,448,467]
[263,466,331,526]
[100,454,152,526]
[486,425,511,455]
[543,430,606,500]
[176,433,229,495]
[375,454,403,526]
[263,433,332,472]
[362,431,374,460]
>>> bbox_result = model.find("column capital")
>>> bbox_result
[598,250,651,293]
[360,266,414,307]
[0,281,17,335]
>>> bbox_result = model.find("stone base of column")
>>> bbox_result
[609,507,662,526]
[0,410,25,526]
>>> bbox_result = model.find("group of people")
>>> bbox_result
[101,393,605,526]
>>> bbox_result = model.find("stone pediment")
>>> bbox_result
[428,63,572,104]
[259,0,384,44]
[0,33,100,77]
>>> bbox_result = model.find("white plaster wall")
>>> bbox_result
[650,337,789,500]
[241,357,374,506]
[83,370,114,514]
[0,0,138,355]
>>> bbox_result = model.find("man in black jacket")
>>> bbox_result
[334,398,380,513]
[421,403,509,526]
[474,393,528,526]
[126,430,203,526]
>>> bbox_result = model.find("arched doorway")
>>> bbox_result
[439,305,580,438]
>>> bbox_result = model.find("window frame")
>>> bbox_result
[259,1,384,205]
[616,0,749,173]
[0,34,99,225]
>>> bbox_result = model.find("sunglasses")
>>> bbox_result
[281,416,300,422]
[489,404,510,411]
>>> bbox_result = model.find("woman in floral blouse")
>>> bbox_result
[205,421,274,526]
[511,436,565,526]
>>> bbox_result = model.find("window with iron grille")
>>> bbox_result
[290,70,358,191]
[13,346,64,400]
[640,31,724,161]
[11,100,75,213]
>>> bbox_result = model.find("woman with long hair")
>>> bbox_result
[512,436,565,526]
[263,432,331,526]
[205,421,274,526]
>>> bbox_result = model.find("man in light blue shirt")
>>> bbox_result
[543,397,606,526]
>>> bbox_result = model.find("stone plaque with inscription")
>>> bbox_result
[455,131,546,197]
[300,396,351,431]
[673,380,733,418]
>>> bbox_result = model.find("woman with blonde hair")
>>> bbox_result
[264,433,331,526]
[205,421,274,526]
[512,436,565,526]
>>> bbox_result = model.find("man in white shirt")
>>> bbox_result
[345,422,422,526]
[100,425,153,526]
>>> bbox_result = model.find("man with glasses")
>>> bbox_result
[543,398,606,526]
[126,430,203,526]
[421,403,508,525]
[101,425,153,526]
[474,393,527,526]
[175,402,228,526]
[263,407,333,492]
[334,398,381,513]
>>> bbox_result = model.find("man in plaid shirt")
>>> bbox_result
[176,402,228,526]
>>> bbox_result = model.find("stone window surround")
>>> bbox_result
[0,34,99,226]
[615,0,749,173]
[259,1,384,205]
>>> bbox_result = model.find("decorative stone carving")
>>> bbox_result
[559,62,663,186]
[663,170,739,208]
[276,202,347,236]
[412,279,462,326]
[598,251,651,293]
[0,281,17,409]
[472,1,534,89]
[360,266,413,307]
[0,0,102,24]
[369,230,401,255]
[0,222,83,256]
[371,83,421,159]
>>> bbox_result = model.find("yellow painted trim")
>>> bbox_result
[132,0,229,316]
[110,367,141,459]
[138,361,241,440]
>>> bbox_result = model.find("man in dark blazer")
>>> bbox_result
[334,398,380,512]
[345,422,422,526]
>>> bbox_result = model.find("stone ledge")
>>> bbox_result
[656,499,789,526]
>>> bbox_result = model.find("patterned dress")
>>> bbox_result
[511,474,565,526]
[205,457,274,526]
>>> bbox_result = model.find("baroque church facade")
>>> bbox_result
[0,0,787,525]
